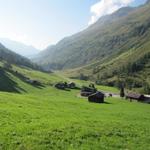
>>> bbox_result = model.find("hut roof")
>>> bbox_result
[145,95,150,98]
[81,86,96,93]
[126,93,144,99]
[88,91,105,103]
[89,91,105,97]
[126,93,144,100]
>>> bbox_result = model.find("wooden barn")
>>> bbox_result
[81,86,97,97]
[126,93,145,101]
[68,82,76,89]
[55,83,66,90]
[88,92,105,103]
[143,95,150,104]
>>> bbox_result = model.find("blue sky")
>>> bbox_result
[0,0,147,49]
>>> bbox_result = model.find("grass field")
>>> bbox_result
[0,66,150,150]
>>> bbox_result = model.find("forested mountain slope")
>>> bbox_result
[64,43,150,93]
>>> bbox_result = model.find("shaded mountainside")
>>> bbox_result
[0,38,39,58]
[0,43,52,92]
[0,43,41,70]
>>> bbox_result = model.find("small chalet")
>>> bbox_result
[68,82,76,89]
[126,93,145,101]
[88,91,105,103]
[55,83,66,90]
[81,86,97,97]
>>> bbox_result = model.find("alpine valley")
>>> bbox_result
[34,1,150,93]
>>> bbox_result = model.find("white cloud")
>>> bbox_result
[88,0,135,25]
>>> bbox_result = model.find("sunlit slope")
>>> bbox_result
[0,62,64,93]
[0,86,150,149]
[64,41,150,92]
[0,56,149,150]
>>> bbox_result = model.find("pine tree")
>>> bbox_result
[120,83,125,98]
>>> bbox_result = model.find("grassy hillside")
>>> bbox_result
[0,61,64,93]
[0,60,118,94]
[63,53,150,93]
[0,60,150,149]
[64,42,150,93]
[0,84,150,149]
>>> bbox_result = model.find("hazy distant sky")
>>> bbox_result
[0,0,147,50]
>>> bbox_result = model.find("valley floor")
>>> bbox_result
[0,86,150,150]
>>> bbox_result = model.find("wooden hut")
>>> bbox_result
[81,86,97,97]
[55,83,66,90]
[126,93,145,101]
[88,92,105,103]
[68,82,76,89]
[143,95,150,104]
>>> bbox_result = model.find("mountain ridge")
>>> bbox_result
[0,38,39,58]
[34,4,145,70]
[0,43,41,70]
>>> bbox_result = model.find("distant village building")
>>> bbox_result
[55,83,66,90]
[81,86,97,97]
[88,91,105,103]
[126,93,145,101]
[26,79,40,85]
[55,82,76,90]
[126,93,150,104]
[68,82,76,89]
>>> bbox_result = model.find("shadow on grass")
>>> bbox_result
[104,101,112,104]
[89,101,112,104]
[0,67,46,93]
[56,88,71,92]
[8,69,45,89]
[0,69,26,93]
[32,83,45,89]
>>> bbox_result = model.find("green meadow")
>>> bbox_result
[0,66,150,150]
